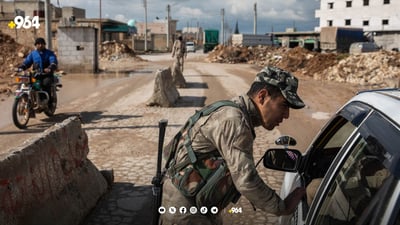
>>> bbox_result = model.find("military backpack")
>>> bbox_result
[163,100,242,210]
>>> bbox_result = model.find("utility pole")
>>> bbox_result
[44,0,52,50]
[220,8,224,45]
[99,0,102,44]
[143,0,148,52]
[166,4,170,50]
[196,21,199,44]
[271,25,274,47]
[253,2,257,35]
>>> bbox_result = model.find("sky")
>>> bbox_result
[49,0,320,34]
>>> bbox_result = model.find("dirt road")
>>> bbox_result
[0,52,359,158]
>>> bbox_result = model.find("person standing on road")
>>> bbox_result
[159,66,306,225]
[18,37,58,108]
[171,35,187,72]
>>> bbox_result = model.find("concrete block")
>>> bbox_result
[0,116,108,225]
[146,67,180,107]
[171,61,187,88]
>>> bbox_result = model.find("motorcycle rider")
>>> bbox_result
[18,37,58,113]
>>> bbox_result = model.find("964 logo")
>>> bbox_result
[228,207,242,214]
[8,16,40,29]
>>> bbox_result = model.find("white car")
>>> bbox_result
[264,88,400,225]
[186,41,196,53]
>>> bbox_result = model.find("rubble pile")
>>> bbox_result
[99,41,141,61]
[315,51,400,87]
[0,32,27,96]
[206,45,400,88]
[206,45,339,76]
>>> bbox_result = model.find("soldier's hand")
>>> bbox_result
[44,68,51,73]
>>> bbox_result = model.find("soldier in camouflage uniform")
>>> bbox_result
[159,66,306,225]
[171,35,187,72]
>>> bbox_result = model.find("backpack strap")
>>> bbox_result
[165,100,240,176]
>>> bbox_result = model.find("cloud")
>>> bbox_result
[176,7,205,18]
[114,14,128,23]
[48,0,319,32]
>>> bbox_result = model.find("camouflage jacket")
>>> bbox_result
[167,94,286,214]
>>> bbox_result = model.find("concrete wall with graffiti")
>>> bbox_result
[0,116,108,225]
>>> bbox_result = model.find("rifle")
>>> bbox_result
[152,119,168,225]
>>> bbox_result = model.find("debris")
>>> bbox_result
[0,32,27,98]
[99,40,143,61]
[206,45,400,88]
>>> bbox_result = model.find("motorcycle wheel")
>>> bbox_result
[12,94,30,129]
[44,86,57,117]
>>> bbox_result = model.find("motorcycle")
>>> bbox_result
[12,70,62,129]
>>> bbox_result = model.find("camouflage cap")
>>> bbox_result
[254,66,305,109]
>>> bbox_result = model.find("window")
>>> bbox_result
[383,0,390,4]
[345,19,351,26]
[346,1,352,7]
[312,111,400,225]
[363,20,369,26]
[382,19,389,25]
[314,136,392,224]
[328,2,334,9]
[305,117,357,182]
[363,0,369,5]
[327,20,333,26]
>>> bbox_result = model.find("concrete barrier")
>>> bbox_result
[171,61,186,88]
[146,67,180,107]
[0,116,108,225]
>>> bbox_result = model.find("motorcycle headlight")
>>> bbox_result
[16,76,30,83]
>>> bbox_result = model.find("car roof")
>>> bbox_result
[347,88,400,125]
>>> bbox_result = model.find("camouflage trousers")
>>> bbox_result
[159,179,223,225]
[174,55,184,72]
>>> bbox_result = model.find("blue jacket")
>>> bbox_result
[20,49,58,73]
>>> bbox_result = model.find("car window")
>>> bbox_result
[306,117,357,181]
[312,111,400,225]
[324,121,355,149]
[304,102,371,182]
[314,136,390,224]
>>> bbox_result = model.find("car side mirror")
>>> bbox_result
[275,135,297,147]
[263,149,302,172]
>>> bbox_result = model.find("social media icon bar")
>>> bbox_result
[162,206,220,215]
[158,206,166,214]
[190,206,198,214]
[210,206,219,214]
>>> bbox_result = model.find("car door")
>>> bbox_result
[306,110,400,225]
[279,102,371,225]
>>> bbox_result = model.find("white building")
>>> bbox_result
[315,0,400,50]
